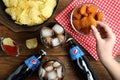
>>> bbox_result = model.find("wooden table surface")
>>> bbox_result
[0,0,117,80]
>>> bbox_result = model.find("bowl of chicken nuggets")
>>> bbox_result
[0,0,58,32]
[70,3,103,35]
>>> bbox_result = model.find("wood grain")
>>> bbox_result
[0,0,115,80]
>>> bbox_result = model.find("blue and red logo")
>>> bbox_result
[31,59,37,64]
[70,46,84,61]
[25,56,40,71]
[73,49,78,54]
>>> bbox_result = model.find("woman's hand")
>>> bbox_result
[91,21,120,80]
[91,21,116,60]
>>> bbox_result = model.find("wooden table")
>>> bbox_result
[0,0,115,80]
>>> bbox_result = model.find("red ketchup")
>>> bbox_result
[2,41,18,56]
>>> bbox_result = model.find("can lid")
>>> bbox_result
[66,38,73,43]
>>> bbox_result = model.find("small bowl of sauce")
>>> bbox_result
[0,37,19,56]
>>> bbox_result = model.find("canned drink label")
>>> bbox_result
[70,46,84,61]
[25,56,40,71]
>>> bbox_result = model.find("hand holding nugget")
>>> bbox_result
[91,21,120,80]
[91,21,116,60]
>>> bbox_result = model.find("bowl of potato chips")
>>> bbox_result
[0,0,58,32]
[70,3,103,36]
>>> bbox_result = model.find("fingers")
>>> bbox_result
[96,21,114,37]
[91,25,102,41]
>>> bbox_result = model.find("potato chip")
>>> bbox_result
[26,38,38,49]
[3,38,15,47]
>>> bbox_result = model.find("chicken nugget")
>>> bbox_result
[73,19,81,31]
[87,5,97,14]
[81,16,96,28]
[79,5,88,16]
[80,16,96,35]
[73,8,81,20]
[88,15,97,27]
[88,12,96,18]
[80,17,89,28]
[80,16,91,35]
[95,12,103,21]
[80,27,90,35]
